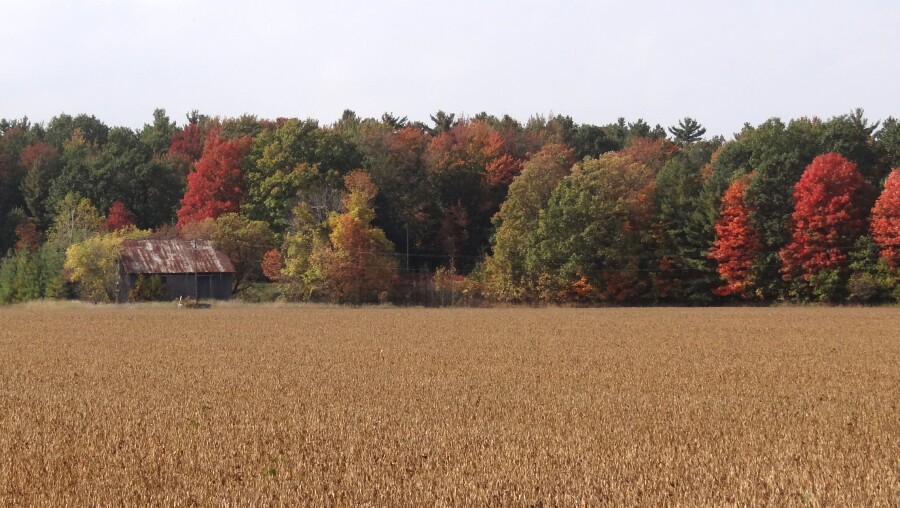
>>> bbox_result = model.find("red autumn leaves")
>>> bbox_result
[177,131,251,226]
[709,176,760,298]
[779,153,870,281]
[711,153,898,297]
[871,169,900,268]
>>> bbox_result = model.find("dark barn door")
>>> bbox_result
[196,274,212,300]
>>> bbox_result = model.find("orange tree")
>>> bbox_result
[318,170,397,304]
[709,176,761,298]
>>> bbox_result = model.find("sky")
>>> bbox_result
[1,0,898,138]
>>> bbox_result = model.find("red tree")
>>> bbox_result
[780,153,870,281]
[620,137,679,173]
[709,176,761,298]
[870,168,900,268]
[14,220,41,251]
[424,120,523,186]
[19,140,58,172]
[104,200,134,231]
[177,132,252,226]
[167,122,208,165]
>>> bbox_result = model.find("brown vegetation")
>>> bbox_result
[1,305,898,505]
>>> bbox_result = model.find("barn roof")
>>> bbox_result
[119,239,235,274]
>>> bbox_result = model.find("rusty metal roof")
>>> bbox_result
[120,239,235,274]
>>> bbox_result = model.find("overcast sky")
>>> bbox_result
[2,0,898,138]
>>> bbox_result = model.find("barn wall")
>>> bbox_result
[164,275,195,301]
[116,269,234,303]
[164,273,233,301]
[192,273,234,300]
[117,268,131,303]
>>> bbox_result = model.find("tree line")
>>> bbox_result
[0,108,898,305]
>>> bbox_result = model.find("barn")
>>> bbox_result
[117,239,235,303]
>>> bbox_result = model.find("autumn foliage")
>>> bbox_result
[709,177,761,298]
[870,169,900,269]
[318,170,397,303]
[619,137,679,173]
[3,108,900,305]
[167,122,208,165]
[177,132,251,226]
[14,220,41,251]
[261,249,284,282]
[780,153,870,283]
[104,201,134,231]
[19,140,57,174]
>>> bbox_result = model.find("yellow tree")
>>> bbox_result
[64,227,150,302]
[319,170,397,303]
[279,203,328,301]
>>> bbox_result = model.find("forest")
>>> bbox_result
[0,108,898,305]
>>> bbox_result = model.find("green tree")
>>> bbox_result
[219,114,267,140]
[0,237,66,304]
[244,119,361,231]
[669,116,706,145]
[87,127,183,228]
[820,109,883,187]
[47,128,100,215]
[0,247,47,304]
[380,112,408,130]
[484,144,575,300]
[668,117,707,145]
[199,213,276,294]
[46,193,104,250]
[651,140,722,303]
[0,255,14,303]
[10,250,41,301]
[571,124,619,160]
[19,141,60,227]
[140,108,177,157]
[44,113,109,149]
[36,243,68,299]
[428,111,456,135]
[528,152,656,302]
[875,117,900,173]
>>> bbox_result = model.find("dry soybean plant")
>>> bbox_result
[0,305,898,505]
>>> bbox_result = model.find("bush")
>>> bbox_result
[238,283,281,303]
[809,269,846,303]
[129,274,167,302]
[847,273,883,304]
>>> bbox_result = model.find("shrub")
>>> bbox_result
[129,274,167,302]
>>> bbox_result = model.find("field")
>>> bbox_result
[1,305,898,505]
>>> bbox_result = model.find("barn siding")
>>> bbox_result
[117,269,234,303]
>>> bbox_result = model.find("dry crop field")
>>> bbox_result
[1,304,898,506]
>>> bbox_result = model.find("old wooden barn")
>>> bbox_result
[117,239,235,303]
